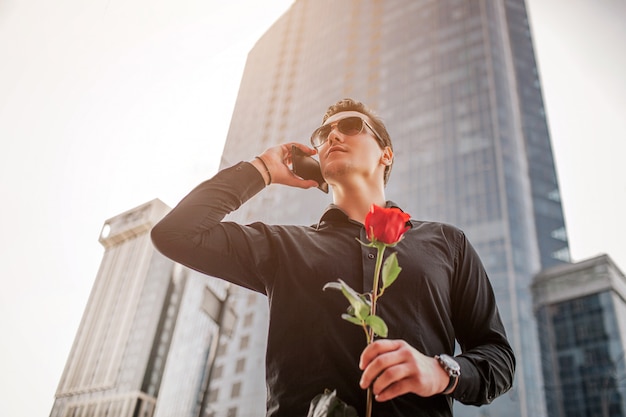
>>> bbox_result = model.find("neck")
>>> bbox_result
[331,179,387,224]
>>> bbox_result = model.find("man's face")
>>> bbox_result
[315,111,390,187]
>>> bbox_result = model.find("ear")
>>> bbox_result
[380,146,393,166]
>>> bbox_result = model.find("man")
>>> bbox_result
[151,98,515,416]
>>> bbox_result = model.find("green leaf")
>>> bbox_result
[365,315,388,338]
[346,301,369,320]
[328,279,369,321]
[381,252,402,290]
[341,314,364,326]
[359,293,372,307]
[323,282,343,292]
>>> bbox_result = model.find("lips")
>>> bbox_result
[326,145,347,157]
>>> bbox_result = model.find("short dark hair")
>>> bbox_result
[322,98,393,184]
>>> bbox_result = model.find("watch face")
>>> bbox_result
[439,354,461,374]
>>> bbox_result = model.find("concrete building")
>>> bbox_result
[202,291,268,417]
[49,200,232,417]
[212,1,569,416]
[533,254,626,417]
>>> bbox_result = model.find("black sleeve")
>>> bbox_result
[450,231,516,405]
[150,162,275,294]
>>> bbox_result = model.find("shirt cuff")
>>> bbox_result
[231,161,267,194]
[450,356,496,405]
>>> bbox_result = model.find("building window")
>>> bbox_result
[240,335,250,350]
[212,364,223,379]
[235,358,246,373]
[550,227,567,241]
[207,388,219,404]
[247,292,257,305]
[551,247,570,262]
[243,312,254,327]
[227,406,238,417]
[231,381,242,398]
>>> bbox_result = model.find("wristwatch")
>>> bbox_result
[435,354,461,394]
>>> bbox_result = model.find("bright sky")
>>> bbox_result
[0,1,624,416]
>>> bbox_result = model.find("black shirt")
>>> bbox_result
[151,162,515,417]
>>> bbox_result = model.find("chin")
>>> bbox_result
[322,164,350,184]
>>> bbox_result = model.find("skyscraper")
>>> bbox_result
[532,255,626,417]
[215,1,569,416]
[49,200,231,417]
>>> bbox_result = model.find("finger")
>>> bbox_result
[359,339,404,370]
[282,142,317,167]
[374,378,413,402]
[257,143,320,188]
[289,142,317,156]
[283,177,320,189]
[370,361,413,396]
[255,147,299,178]
[360,344,407,389]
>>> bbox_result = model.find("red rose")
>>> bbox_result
[365,204,411,245]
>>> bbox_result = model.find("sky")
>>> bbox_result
[0,1,624,416]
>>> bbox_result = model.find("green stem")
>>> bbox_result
[362,323,370,342]
[368,243,386,344]
[366,242,386,417]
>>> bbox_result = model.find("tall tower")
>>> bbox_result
[532,255,626,417]
[216,1,569,416]
[50,200,175,417]
[50,200,231,417]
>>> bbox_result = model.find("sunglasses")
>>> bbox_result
[310,116,384,148]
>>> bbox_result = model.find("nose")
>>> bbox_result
[327,125,344,145]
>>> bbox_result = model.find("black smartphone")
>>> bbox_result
[291,145,329,193]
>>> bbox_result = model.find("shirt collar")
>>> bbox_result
[315,201,408,229]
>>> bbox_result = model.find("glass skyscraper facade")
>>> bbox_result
[216,1,569,416]
[533,255,626,417]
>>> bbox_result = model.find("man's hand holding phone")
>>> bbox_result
[250,143,326,192]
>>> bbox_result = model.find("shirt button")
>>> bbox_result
[368,253,375,259]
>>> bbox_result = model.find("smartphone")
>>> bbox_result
[291,145,329,193]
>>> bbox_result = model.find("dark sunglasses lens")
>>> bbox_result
[338,117,363,135]
[311,125,331,146]
[311,117,365,147]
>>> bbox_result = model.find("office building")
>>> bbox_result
[202,291,268,417]
[533,254,626,417]
[213,1,569,416]
[49,200,232,417]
